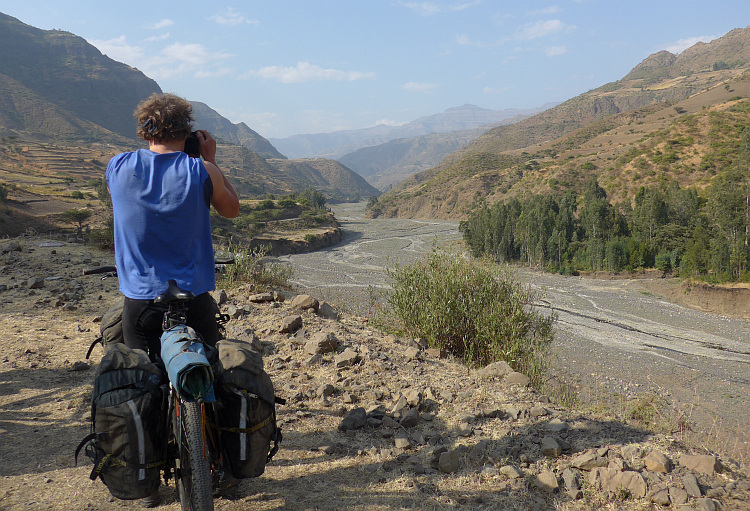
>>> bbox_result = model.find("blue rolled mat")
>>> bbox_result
[160,325,215,401]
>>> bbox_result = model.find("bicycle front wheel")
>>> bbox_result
[175,401,214,511]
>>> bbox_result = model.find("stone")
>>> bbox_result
[390,396,408,416]
[682,473,702,497]
[499,465,524,479]
[679,454,722,475]
[304,332,339,355]
[457,422,473,437]
[503,371,530,387]
[280,315,302,333]
[438,449,461,474]
[650,488,670,506]
[534,471,558,492]
[402,388,422,407]
[645,451,672,473]
[382,415,400,429]
[211,289,228,305]
[404,347,421,360]
[317,441,336,455]
[530,405,548,417]
[28,276,45,289]
[317,301,339,320]
[316,384,335,398]
[291,294,319,311]
[669,487,689,505]
[694,498,718,511]
[335,348,360,368]
[304,353,323,367]
[546,418,569,432]
[621,444,643,460]
[339,407,367,432]
[589,468,647,498]
[249,292,274,303]
[541,436,562,458]
[562,468,580,490]
[226,305,246,319]
[477,361,514,378]
[394,432,411,449]
[399,408,420,428]
[69,361,90,372]
[481,464,499,477]
[617,471,648,499]
[425,347,447,359]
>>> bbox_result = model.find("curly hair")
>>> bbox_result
[134,93,194,142]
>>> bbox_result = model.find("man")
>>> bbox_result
[106,92,239,359]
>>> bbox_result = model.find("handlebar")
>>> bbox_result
[83,265,118,275]
[83,258,234,276]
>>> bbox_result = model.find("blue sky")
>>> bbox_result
[1,1,749,139]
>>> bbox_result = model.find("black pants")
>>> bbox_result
[121,292,220,359]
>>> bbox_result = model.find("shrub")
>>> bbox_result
[278,199,297,209]
[217,241,293,290]
[384,250,554,386]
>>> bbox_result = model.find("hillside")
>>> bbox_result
[270,104,551,160]
[191,102,286,159]
[265,158,380,202]
[338,127,492,191]
[373,25,750,220]
[0,12,161,140]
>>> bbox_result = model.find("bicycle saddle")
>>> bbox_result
[154,280,196,304]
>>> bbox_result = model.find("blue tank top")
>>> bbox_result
[106,149,215,299]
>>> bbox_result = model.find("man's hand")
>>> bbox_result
[193,129,239,218]
[195,129,217,164]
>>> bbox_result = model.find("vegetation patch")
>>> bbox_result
[379,249,554,386]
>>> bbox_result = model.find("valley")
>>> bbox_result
[282,202,750,454]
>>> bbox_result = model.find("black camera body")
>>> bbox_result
[183,131,200,157]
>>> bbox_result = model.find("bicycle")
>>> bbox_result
[82,265,232,511]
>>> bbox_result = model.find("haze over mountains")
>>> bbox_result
[269,104,552,160]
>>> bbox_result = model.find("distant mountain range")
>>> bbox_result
[269,104,552,160]
[373,25,750,219]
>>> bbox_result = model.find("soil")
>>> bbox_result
[1,238,749,511]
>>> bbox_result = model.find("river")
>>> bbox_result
[279,202,750,455]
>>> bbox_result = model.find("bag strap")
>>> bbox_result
[93,368,160,398]
[74,433,96,466]
[85,337,104,360]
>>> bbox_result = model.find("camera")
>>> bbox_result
[183,131,200,157]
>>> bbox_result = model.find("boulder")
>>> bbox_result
[291,294,319,311]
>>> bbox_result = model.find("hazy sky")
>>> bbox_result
[1,1,749,139]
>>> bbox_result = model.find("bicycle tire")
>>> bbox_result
[175,401,214,511]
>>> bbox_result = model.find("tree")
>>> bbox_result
[59,209,93,234]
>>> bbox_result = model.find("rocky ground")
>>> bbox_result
[1,237,749,511]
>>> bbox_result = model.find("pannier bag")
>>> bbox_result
[75,343,167,500]
[213,338,284,478]
[160,325,214,401]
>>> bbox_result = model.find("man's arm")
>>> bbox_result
[196,130,239,218]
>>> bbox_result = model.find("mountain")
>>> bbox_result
[337,127,488,191]
[215,146,379,201]
[372,25,750,220]
[269,104,552,160]
[190,102,286,159]
[0,12,160,140]
[0,10,376,229]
